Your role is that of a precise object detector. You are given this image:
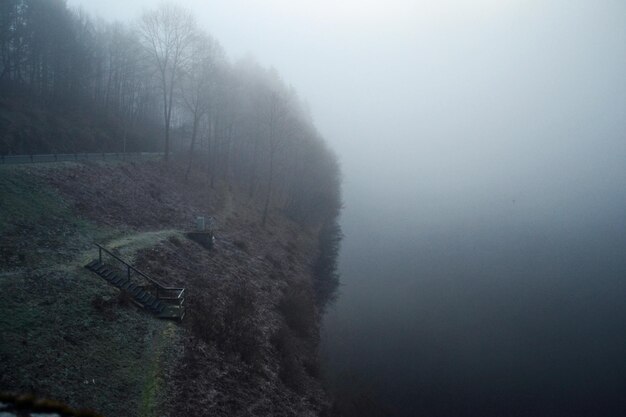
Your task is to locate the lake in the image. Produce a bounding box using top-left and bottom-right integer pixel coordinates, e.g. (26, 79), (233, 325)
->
(322, 176), (626, 417)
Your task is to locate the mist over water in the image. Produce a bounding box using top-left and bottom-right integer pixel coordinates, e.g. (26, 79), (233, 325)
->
(323, 174), (626, 415)
(323, 85), (626, 415)
(321, 4), (626, 411)
(319, 2), (626, 415)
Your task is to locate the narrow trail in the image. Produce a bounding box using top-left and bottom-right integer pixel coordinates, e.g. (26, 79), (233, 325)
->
(104, 230), (181, 260)
(7, 229), (183, 282)
(139, 322), (179, 417)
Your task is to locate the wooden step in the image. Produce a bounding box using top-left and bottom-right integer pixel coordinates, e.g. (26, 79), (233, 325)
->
(86, 260), (100, 269)
(111, 276), (125, 286)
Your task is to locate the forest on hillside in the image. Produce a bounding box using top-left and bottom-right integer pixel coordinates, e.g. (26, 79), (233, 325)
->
(1, 1), (340, 221)
(0, 0), (342, 308)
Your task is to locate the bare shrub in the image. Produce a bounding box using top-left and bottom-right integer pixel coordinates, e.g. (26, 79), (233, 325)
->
(234, 240), (247, 251)
(271, 325), (307, 393)
(265, 253), (282, 270)
(168, 235), (182, 247)
(91, 295), (117, 320)
(190, 280), (262, 364)
(278, 282), (317, 339)
(313, 219), (342, 311)
(116, 291), (133, 307)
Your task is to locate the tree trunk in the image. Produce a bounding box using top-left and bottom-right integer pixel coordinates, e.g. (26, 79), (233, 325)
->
(262, 149), (274, 226)
(161, 76), (169, 162)
(248, 132), (260, 198)
(185, 112), (199, 181)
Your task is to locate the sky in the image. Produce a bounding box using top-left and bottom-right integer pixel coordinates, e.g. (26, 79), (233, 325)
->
(68, 0), (626, 223)
(69, 0), (626, 290)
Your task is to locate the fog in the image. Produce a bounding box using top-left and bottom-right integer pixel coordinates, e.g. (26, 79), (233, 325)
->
(71, 0), (626, 415)
(68, 1), (626, 205)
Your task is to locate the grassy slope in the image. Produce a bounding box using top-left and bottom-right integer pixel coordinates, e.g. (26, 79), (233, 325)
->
(0, 164), (180, 416)
(0, 160), (328, 416)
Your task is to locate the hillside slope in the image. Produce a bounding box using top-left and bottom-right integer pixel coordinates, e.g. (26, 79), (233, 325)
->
(0, 160), (330, 416)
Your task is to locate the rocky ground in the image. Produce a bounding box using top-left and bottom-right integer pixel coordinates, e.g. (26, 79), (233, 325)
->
(0, 160), (330, 416)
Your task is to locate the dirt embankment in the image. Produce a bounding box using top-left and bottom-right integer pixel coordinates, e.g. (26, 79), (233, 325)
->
(0, 160), (329, 416)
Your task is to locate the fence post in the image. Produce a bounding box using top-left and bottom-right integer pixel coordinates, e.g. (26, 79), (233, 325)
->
(98, 247), (102, 264)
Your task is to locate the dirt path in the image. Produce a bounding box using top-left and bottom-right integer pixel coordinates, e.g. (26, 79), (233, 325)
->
(104, 230), (181, 260)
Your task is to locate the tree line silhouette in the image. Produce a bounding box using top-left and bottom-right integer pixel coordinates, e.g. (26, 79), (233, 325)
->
(0, 0), (341, 305)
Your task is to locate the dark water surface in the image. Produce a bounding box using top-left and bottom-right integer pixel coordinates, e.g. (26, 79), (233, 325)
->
(322, 183), (626, 417)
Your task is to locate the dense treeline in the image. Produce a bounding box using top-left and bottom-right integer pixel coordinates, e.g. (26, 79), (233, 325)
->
(0, 0), (341, 229)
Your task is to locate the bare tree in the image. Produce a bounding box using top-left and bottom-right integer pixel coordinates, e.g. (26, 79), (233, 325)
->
(180, 33), (223, 179)
(139, 3), (196, 162)
(261, 88), (296, 226)
(0, 1), (342, 237)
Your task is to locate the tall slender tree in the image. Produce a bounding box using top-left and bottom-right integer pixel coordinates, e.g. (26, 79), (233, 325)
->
(139, 3), (196, 162)
(179, 33), (223, 179)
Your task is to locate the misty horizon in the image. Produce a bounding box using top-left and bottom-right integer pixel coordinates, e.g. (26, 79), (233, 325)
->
(67, 1), (625, 208)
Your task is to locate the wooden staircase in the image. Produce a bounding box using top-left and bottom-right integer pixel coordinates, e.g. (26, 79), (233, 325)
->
(85, 244), (185, 320)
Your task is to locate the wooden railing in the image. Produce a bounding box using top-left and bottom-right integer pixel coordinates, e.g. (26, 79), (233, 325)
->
(95, 243), (185, 302)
